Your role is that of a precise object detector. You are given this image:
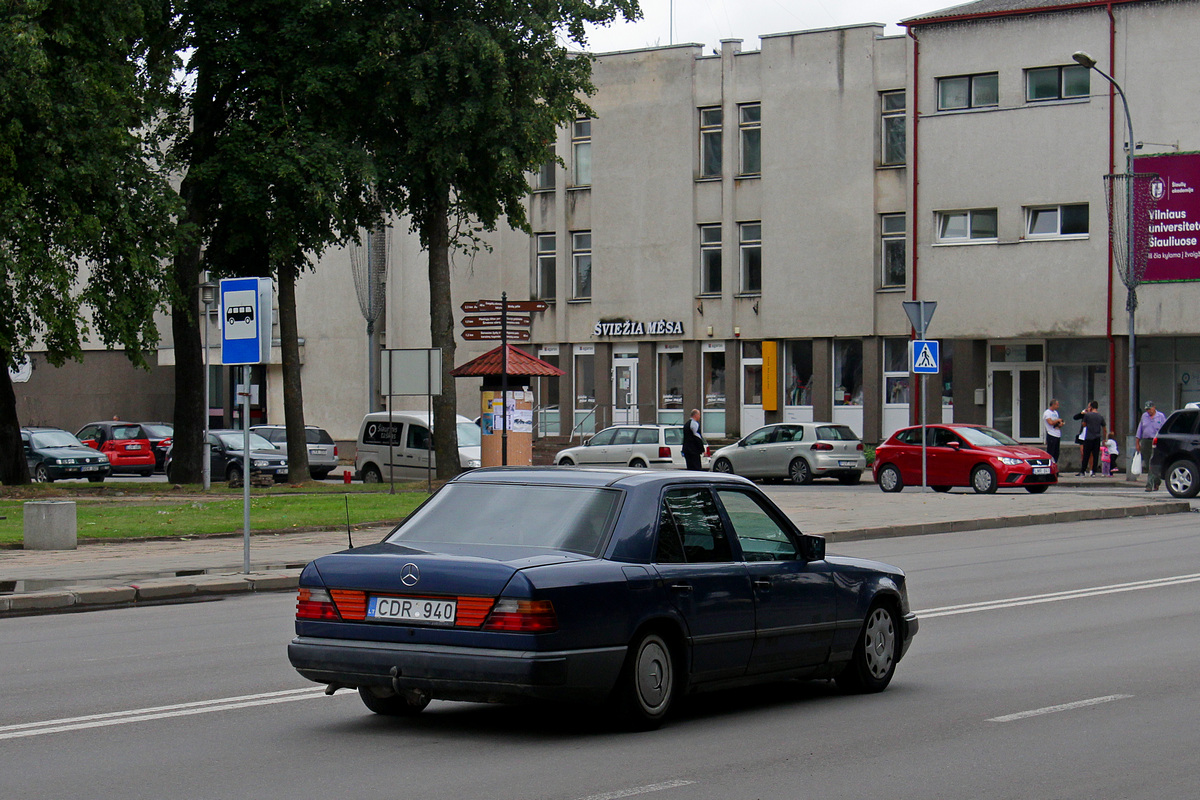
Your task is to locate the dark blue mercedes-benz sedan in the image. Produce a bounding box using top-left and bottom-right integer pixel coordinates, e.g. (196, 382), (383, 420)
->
(288, 467), (918, 729)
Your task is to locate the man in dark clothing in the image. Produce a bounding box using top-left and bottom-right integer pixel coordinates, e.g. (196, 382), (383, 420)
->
(1074, 401), (1107, 476)
(681, 408), (706, 471)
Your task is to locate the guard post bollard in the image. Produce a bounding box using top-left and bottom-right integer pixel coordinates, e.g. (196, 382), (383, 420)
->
(23, 501), (78, 550)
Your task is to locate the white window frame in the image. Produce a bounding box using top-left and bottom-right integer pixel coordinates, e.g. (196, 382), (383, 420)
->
(1025, 65), (1090, 102)
(571, 230), (592, 300)
(738, 103), (761, 176)
(738, 221), (762, 295)
(699, 224), (721, 296)
(699, 107), (722, 178)
(936, 209), (998, 244)
(572, 119), (591, 187)
(880, 214), (906, 288)
(1025, 203), (1089, 239)
(883, 338), (910, 407)
(880, 91), (906, 166)
(937, 72), (999, 111)
(535, 233), (556, 300)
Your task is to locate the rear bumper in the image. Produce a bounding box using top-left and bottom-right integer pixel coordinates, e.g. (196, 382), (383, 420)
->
(288, 636), (627, 703)
(812, 454), (866, 475)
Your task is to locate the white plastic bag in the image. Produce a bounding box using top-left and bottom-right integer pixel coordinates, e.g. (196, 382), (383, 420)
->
(1131, 451), (1143, 476)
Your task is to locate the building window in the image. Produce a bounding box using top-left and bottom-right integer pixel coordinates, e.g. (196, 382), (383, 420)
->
(738, 103), (761, 176)
(535, 233), (555, 300)
(881, 214), (906, 288)
(699, 225), (721, 295)
(657, 351), (684, 424)
(572, 119), (591, 186)
(743, 342), (763, 407)
(1026, 203), (1089, 238)
(699, 107), (722, 178)
(937, 209), (998, 243)
(881, 91), (906, 165)
(739, 222), (761, 294)
(785, 341), (813, 407)
(574, 350), (596, 434)
(703, 349), (726, 435)
(834, 340), (864, 406)
(533, 150), (556, 191)
(572, 231), (591, 299)
(883, 339), (910, 405)
(937, 73), (999, 111)
(1026, 65), (1090, 102)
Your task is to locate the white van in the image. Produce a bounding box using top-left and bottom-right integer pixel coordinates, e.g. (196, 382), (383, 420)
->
(354, 412), (482, 482)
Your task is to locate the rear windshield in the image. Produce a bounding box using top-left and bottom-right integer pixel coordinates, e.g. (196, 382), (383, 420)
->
(306, 428), (335, 444)
(815, 425), (858, 441)
(112, 425), (145, 440)
(386, 482), (620, 556)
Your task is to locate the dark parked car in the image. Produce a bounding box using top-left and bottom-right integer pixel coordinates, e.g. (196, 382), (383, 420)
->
(873, 423), (1057, 494)
(137, 422), (174, 472)
(288, 467), (918, 729)
(21, 427), (111, 483)
(1150, 407), (1200, 498)
(250, 424), (338, 479)
(75, 421), (156, 477)
(166, 430), (288, 483)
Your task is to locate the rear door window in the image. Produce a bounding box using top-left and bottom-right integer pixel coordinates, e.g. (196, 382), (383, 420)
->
(656, 488), (733, 564)
(634, 428), (659, 445)
(1163, 410), (1199, 435)
(611, 428), (637, 445)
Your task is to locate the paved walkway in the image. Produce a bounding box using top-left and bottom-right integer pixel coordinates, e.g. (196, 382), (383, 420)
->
(1, 475), (1193, 614)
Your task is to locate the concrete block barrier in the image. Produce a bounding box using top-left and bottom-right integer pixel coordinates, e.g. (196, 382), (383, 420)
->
(23, 501), (77, 550)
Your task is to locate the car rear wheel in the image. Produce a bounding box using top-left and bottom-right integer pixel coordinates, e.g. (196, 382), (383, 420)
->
(629, 458), (647, 469)
(361, 464), (382, 483)
(971, 464), (998, 494)
(358, 686), (431, 716)
(1165, 460), (1200, 498)
(877, 464), (903, 493)
(617, 632), (676, 730)
(711, 458), (734, 474)
(789, 457), (813, 485)
(836, 602), (898, 694)
(557, 457), (575, 466)
(34, 464), (52, 483)
(1025, 484), (1049, 494)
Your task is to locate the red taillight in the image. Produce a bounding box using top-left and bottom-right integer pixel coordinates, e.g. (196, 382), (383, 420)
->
(857, 443), (864, 451)
(704, 446), (712, 457)
(482, 599), (558, 632)
(659, 446), (671, 458)
(296, 587), (340, 620)
(330, 589), (367, 620)
(333, 445), (339, 457)
(811, 442), (834, 451)
(161, 438), (172, 449)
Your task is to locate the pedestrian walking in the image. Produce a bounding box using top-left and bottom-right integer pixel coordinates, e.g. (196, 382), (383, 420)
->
(1073, 401), (1106, 476)
(681, 408), (706, 471)
(1135, 400), (1167, 491)
(1043, 398), (1064, 463)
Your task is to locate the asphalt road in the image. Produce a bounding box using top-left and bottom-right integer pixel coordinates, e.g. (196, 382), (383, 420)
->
(2, 513), (1198, 799)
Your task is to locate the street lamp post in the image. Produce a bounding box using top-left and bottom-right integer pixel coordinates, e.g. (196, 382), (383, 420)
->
(1073, 51), (1139, 480)
(200, 280), (217, 491)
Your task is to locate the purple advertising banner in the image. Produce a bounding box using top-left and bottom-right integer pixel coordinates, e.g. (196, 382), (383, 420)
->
(1136, 152), (1200, 283)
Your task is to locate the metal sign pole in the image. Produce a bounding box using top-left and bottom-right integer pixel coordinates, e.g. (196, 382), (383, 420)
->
(242, 365), (251, 573)
(427, 349), (433, 493)
(501, 292), (509, 466)
(918, 302), (928, 493)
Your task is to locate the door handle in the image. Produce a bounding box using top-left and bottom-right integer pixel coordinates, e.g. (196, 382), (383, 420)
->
(669, 583), (693, 595)
(753, 578), (772, 590)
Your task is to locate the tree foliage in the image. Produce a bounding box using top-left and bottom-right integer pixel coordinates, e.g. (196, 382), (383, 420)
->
(0, 0), (178, 484)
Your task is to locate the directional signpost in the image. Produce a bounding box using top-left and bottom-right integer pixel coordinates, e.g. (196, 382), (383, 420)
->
(459, 294), (546, 464)
(902, 300), (938, 492)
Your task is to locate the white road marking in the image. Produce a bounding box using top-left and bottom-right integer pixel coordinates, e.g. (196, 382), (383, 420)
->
(579, 781), (696, 800)
(0, 687), (328, 741)
(916, 572), (1200, 618)
(988, 695), (1134, 723)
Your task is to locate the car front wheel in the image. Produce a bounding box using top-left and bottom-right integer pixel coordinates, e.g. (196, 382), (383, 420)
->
(358, 686), (430, 716)
(557, 457), (575, 466)
(789, 457), (813, 485)
(971, 464), (998, 494)
(836, 602), (899, 693)
(227, 465), (243, 484)
(35, 464), (52, 483)
(877, 464), (903, 493)
(617, 632), (676, 730)
(1165, 460), (1200, 498)
(711, 458), (734, 474)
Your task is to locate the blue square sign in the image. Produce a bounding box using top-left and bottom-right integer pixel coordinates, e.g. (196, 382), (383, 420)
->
(220, 277), (272, 365)
(911, 340), (940, 374)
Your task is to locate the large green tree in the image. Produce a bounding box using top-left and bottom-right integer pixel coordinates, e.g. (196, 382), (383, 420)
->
(0, 0), (178, 485)
(351, 0), (638, 478)
(164, 0), (379, 484)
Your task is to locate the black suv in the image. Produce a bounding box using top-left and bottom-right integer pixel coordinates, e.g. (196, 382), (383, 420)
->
(1150, 406), (1200, 498)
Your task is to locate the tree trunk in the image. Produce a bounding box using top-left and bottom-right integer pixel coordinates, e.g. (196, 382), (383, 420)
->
(169, 240), (206, 485)
(0, 349), (32, 485)
(278, 261), (311, 482)
(427, 198), (460, 480)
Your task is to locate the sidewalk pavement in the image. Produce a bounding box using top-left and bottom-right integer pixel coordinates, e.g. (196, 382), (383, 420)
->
(1, 474), (1193, 616)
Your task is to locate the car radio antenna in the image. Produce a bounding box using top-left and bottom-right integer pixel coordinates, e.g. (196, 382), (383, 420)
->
(345, 495), (354, 549)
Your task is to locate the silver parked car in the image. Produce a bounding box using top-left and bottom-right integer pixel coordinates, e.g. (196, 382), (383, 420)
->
(710, 422), (865, 484)
(251, 424), (339, 479)
(554, 424), (704, 469)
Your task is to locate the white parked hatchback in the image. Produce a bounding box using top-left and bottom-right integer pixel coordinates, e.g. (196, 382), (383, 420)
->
(554, 424), (708, 470)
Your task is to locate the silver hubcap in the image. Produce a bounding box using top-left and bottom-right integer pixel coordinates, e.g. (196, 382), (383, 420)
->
(973, 469), (993, 492)
(714, 460), (730, 473)
(791, 460), (809, 482)
(635, 637), (672, 713)
(862, 608), (896, 679)
(1169, 466), (1194, 495)
(880, 467), (898, 491)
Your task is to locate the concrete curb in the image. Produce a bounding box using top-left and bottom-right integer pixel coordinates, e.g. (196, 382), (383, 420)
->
(0, 501), (1192, 617)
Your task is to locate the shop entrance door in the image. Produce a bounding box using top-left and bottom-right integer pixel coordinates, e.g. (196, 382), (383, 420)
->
(989, 367), (1043, 441)
(613, 357), (639, 424)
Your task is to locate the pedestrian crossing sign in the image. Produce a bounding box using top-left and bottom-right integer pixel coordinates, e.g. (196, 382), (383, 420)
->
(911, 340), (940, 374)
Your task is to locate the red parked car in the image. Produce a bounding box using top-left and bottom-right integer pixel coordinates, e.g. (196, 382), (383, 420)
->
(873, 424), (1057, 494)
(75, 421), (157, 477)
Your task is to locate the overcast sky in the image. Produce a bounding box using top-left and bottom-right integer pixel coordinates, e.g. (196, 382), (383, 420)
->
(582, 0), (962, 52)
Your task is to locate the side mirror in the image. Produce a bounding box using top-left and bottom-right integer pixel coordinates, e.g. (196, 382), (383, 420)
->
(800, 533), (825, 562)
(737, 439), (747, 447)
(947, 442), (961, 450)
(583, 436), (592, 446)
